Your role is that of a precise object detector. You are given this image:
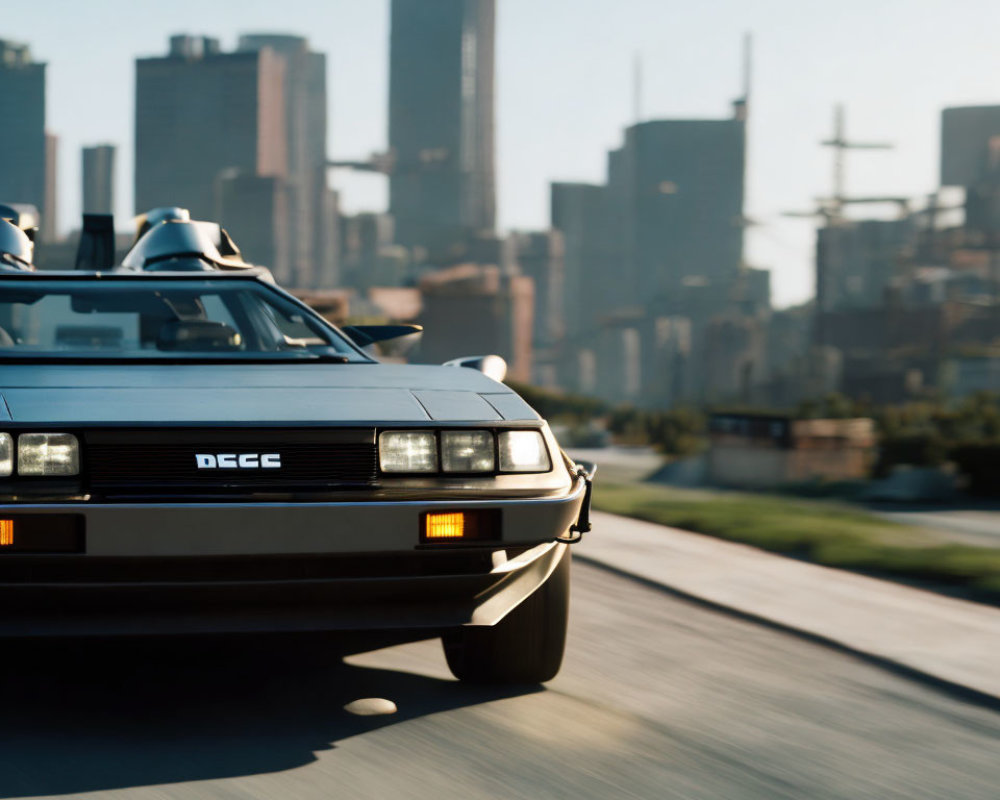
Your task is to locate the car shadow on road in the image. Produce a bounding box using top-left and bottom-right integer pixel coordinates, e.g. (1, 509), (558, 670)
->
(0, 632), (538, 797)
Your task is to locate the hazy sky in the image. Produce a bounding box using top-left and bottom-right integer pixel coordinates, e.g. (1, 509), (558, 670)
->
(6, 0), (1000, 307)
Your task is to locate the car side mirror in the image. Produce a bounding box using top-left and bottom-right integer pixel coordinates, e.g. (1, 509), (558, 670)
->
(443, 355), (507, 382)
(341, 324), (423, 347)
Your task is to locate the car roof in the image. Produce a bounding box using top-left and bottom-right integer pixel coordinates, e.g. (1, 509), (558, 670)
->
(0, 269), (273, 281)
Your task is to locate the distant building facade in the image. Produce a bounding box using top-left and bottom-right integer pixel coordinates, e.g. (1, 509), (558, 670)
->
(417, 264), (533, 382)
(237, 34), (336, 288)
(940, 106), (1000, 191)
(82, 144), (116, 215)
(135, 35), (286, 221)
(550, 182), (618, 338)
(0, 41), (51, 236)
(43, 132), (58, 242)
(815, 218), (914, 317)
(511, 230), (565, 351)
(618, 115), (747, 310)
(549, 96), (756, 405)
(339, 212), (410, 290)
(135, 34), (335, 287)
(388, 0), (496, 252)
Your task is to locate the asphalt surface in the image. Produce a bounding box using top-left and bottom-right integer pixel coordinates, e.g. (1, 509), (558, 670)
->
(1, 563), (998, 799)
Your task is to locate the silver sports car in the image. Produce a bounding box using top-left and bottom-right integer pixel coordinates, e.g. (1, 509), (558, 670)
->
(0, 223), (593, 684)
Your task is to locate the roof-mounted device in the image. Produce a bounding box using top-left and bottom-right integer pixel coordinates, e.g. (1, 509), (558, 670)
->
(0, 203), (40, 240)
(120, 207), (273, 281)
(0, 219), (35, 272)
(0, 203), (38, 271)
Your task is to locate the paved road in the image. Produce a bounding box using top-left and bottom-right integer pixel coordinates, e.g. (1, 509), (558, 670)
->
(0, 563), (998, 799)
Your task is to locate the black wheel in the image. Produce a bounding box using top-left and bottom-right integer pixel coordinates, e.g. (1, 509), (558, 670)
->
(442, 548), (570, 684)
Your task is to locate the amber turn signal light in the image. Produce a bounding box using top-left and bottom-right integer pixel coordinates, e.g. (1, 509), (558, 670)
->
(0, 520), (13, 547)
(420, 509), (501, 544)
(424, 512), (466, 540)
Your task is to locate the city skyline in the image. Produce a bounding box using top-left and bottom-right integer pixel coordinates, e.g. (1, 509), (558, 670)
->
(6, 0), (1000, 306)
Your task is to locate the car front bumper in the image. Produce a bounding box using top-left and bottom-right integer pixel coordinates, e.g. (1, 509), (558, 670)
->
(0, 478), (587, 637)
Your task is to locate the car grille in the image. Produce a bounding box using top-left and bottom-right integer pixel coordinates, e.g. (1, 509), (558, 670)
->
(83, 428), (377, 496)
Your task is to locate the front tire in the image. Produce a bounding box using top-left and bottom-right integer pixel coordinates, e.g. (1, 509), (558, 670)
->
(442, 549), (570, 684)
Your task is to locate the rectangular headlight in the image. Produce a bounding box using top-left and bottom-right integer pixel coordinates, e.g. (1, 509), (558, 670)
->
(441, 430), (494, 473)
(379, 431), (437, 473)
(17, 433), (80, 477)
(498, 431), (551, 473)
(0, 433), (11, 477)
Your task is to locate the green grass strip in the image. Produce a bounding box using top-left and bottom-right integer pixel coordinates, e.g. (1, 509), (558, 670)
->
(593, 483), (1000, 602)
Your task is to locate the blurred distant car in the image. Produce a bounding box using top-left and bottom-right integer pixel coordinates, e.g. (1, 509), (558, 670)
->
(0, 260), (593, 683)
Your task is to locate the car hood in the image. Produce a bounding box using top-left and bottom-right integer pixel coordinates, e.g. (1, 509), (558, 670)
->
(0, 363), (539, 425)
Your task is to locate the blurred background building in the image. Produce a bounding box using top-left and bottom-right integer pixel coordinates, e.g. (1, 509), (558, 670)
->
(134, 34), (337, 288)
(0, 40), (56, 242)
(549, 59), (762, 407)
(388, 0), (496, 255)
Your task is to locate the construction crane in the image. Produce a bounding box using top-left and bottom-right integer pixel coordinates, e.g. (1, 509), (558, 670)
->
(327, 151), (395, 175)
(784, 105), (903, 223)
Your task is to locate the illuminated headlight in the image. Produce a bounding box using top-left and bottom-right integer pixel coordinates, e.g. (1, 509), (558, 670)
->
(17, 433), (80, 477)
(0, 433), (11, 477)
(379, 431), (437, 473)
(498, 431), (551, 473)
(441, 430), (494, 473)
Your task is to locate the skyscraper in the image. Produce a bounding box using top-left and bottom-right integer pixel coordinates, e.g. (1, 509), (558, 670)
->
(135, 35), (287, 222)
(43, 132), (58, 242)
(940, 105), (1000, 243)
(0, 40), (47, 228)
(389, 0), (496, 252)
(238, 35), (335, 287)
(618, 113), (747, 309)
(552, 103), (747, 320)
(135, 34), (336, 287)
(82, 144), (116, 215)
(550, 182), (614, 337)
(549, 59), (753, 403)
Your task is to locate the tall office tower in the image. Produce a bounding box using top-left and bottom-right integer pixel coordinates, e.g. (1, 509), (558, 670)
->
(941, 105), (1000, 240)
(237, 35), (335, 287)
(552, 102), (747, 329)
(135, 36), (291, 279)
(389, 0), (496, 253)
(549, 180), (632, 339)
(82, 144), (116, 215)
(135, 35), (286, 221)
(42, 132), (58, 242)
(618, 110), (746, 310)
(0, 41), (47, 225)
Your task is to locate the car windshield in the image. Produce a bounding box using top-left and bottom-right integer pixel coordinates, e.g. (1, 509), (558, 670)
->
(0, 277), (365, 362)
